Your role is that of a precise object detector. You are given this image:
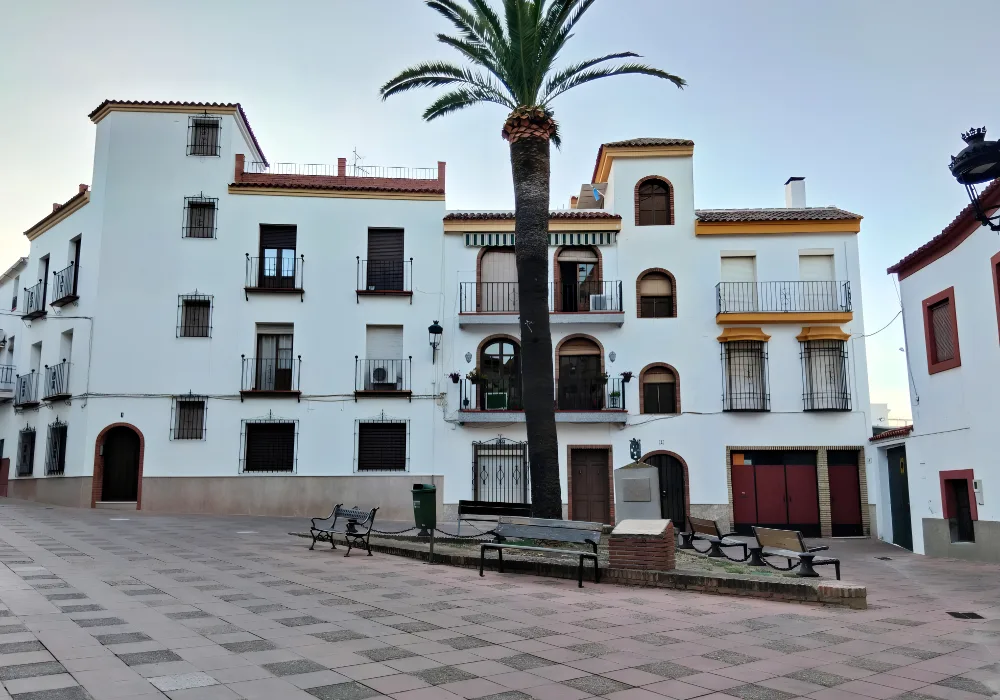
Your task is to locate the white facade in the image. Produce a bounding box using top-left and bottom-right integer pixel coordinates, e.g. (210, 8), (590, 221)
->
(0, 102), (874, 531)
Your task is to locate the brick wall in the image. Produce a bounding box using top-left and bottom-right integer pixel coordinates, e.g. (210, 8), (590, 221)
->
(609, 521), (675, 571)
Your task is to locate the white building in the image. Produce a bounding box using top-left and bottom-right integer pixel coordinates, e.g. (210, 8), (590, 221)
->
(0, 100), (874, 534)
(880, 178), (1000, 560)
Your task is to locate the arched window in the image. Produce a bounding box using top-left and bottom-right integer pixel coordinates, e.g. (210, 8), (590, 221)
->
(641, 365), (678, 414)
(556, 336), (603, 410)
(479, 339), (521, 410)
(638, 270), (675, 318)
(555, 247), (600, 312)
(636, 179), (672, 226)
(479, 248), (518, 312)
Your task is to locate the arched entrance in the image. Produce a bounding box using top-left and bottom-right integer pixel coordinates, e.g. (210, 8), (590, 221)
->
(643, 451), (688, 527)
(95, 425), (142, 505)
(479, 338), (521, 410)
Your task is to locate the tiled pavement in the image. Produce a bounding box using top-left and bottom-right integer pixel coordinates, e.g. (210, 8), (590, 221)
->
(0, 502), (994, 699)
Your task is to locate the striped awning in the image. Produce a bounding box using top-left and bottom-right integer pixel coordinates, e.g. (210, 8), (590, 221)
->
(464, 231), (618, 247)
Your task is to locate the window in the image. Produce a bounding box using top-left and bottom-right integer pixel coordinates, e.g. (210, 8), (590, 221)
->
(636, 178), (672, 225)
(11, 275), (18, 310)
(922, 287), (960, 374)
(637, 270), (675, 318)
(479, 339), (521, 410)
(360, 325), (406, 392)
(16, 427), (35, 477)
(356, 414), (408, 472)
(939, 470), (977, 544)
(722, 341), (769, 411)
(256, 225), (298, 289)
(365, 229), (405, 291)
(187, 115), (221, 156)
(800, 340), (850, 411)
(183, 196), (218, 238)
(479, 248), (519, 312)
(252, 326), (295, 391)
(177, 294), (213, 337)
(171, 396), (207, 440)
(45, 420), (67, 475)
(641, 365), (677, 414)
(240, 419), (296, 473)
(719, 255), (757, 313)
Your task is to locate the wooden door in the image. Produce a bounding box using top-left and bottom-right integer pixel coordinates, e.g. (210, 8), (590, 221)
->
(101, 427), (140, 502)
(886, 446), (912, 550)
(559, 354), (601, 410)
(0, 457), (8, 498)
(731, 462), (757, 532)
(785, 463), (820, 534)
(571, 449), (609, 523)
(829, 460), (863, 536)
(646, 454), (685, 526)
(754, 463), (788, 526)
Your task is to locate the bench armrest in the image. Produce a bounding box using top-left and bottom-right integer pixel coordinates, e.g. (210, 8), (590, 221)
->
(806, 545), (829, 553)
(311, 504), (343, 529)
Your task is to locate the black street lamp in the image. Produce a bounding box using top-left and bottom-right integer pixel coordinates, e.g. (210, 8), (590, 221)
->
(949, 127), (1000, 231)
(428, 320), (443, 363)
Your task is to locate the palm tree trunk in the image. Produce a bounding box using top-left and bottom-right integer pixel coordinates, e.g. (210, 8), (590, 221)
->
(510, 135), (561, 520)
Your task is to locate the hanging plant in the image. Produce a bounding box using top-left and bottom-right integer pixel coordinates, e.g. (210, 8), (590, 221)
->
(466, 369), (484, 384)
(447, 372), (461, 384)
(620, 371), (633, 383)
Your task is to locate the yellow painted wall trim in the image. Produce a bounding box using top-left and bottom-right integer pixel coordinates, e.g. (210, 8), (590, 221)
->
(443, 219), (622, 233)
(594, 145), (694, 183)
(227, 186), (445, 202)
(90, 104), (239, 123)
(716, 311), (854, 325)
(696, 220), (861, 235)
(717, 327), (771, 343)
(796, 326), (851, 342)
(25, 193), (90, 241)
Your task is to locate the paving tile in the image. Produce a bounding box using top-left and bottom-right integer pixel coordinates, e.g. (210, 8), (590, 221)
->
(439, 637), (491, 650)
(72, 618), (126, 629)
(411, 665), (477, 685)
(389, 622), (438, 634)
(0, 642), (46, 655)
(311, 631), (367, 644)
(165, 612), (212, 621)
(355, 647), (416, 663)
(635, 661), (698, 679)
(303, 682), (381, 699)
(497, 654), (553, 671)
(277, 617), (326, 628)
(93, 633), (152, 646)
(563, 675), (633, 695)
(147, 671), (218, 691)
(563, 642), (614, 657)
(759, 640), (808, 653)
(801, 632), (852, 645)
(630, 634), (682, 646)
(220, 640), (277, 653)
(726, 683), (797, 699)
(0, 662), (67, 681)
(785, 669), (849, 688)
(8, 686), (95, 699)
(246, 605), (289, 614)
(262, 659), (328, 677)
(703, 649), (759, 665)
(935, 676), (996, 696)
(846, 657), (901, 673)
(117, 650), (184, 666)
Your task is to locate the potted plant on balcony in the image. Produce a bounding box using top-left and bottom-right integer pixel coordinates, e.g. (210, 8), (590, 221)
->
(608, 389), (622, 409)
(597, 372), (610, 384)
(620, 371), (633, 383)
(448, 372), (461, 384)
(466, 369), (484, 385)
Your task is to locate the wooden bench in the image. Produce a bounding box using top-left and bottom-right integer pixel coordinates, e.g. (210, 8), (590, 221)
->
(752, 526), (840, 579)
(687, 517), (748, 561)
(480, 516), (602, 588)
(309, 505), (379, 557)
(457, 500), (532, 536)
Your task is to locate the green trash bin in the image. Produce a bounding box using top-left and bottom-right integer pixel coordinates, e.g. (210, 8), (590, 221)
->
(412, 483), (437, 537)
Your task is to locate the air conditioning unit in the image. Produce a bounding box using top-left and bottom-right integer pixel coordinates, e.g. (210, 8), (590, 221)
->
(369, 361), (397, 390)
(485, 392), (508, 410)
(589, 293), (614, 311)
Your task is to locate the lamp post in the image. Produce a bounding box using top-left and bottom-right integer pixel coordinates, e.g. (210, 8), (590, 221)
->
(949, 127), (1000, 231)
(427, 320), (443, 363)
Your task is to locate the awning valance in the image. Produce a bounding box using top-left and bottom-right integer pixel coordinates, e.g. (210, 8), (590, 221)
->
(464, 231), (618, 247)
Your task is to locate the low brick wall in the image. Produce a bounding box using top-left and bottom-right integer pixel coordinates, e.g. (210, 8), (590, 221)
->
(609, 521), (675, 571)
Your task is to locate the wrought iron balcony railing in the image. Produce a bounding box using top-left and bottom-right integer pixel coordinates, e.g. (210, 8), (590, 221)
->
(458, 376), (625, 411)
(43, 361), (71, 400)
(356, 258), (412, 295)
(240, 356), (301, 395)
(355, 358), (412, 394)
(14, 372), (39, 407)
(22, 280), (45, 319)
(0, 364), (15, 393)
(459, 280), (624, 313)
(51, 263), (78, 306)
(716, 281), (851, 314)
(245, 254), (304, 296)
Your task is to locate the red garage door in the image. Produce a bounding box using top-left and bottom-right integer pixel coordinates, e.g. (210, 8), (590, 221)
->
(731, 451), (820, 537)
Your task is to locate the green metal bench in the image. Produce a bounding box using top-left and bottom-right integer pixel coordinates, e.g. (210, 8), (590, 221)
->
(480, 516), (602, 588)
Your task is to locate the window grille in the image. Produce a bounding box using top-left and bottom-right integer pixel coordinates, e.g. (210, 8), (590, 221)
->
(721, 341), (769, 411)
(355, 412), (408, 472)
(240, 414), (296, 473)
(929, 299), (955, 363)
(45, 419), (67, 475)
(183, 195), (218, 238)
(187, 115), (221, 156)
(16, 427), (35, 477)
(171, 395), (207, 440)
(177, 294), (212, 337)
(472, 437), (529, 503)
(801, 341), (850, 411)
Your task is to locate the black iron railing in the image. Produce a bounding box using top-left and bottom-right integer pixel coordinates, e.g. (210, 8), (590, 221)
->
(10, 294), (16, 311)
(22, 280), (45, 317)
(458, 280), (624, 313)
(45, 420), (67, 475)
(716, 281), (851, 314)
(241, 356), (301, 393)
(355, 358), (411, 392)
(721, 341), (770, 411)
(51, 263), (78, 305)
(459, 282), (520, 313)
(14, 372), (39, 407)
(801, 340), (851, 411)
(43, 361), (70, 399)
(245, 254), (304, 290)
(472, 437), (530, 503)
(0, 365), (14, 393)
(557, 376), (624, 410)
(459, 377), (523, 411)
(357, 258), (412, 293)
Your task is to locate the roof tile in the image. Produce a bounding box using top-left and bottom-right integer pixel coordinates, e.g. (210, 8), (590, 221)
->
(695, 207), (861, 223)
(869, 425), (913, 442)
(443, 211), (621, 221)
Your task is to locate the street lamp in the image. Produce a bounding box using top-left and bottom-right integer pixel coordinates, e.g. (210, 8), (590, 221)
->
(949, 127), (1000, 231)
(428, 320), (443, 363)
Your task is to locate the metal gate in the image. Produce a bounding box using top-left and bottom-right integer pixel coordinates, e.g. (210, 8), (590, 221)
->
(472, 437), (529, 503)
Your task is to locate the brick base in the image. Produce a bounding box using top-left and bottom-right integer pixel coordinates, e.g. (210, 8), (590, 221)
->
(609, 521), (675, 571)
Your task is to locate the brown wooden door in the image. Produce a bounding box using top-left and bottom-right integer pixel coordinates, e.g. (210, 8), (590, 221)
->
(731, 462), (757, 531)
(785, 463), (820, 529)
(755, 463), (788, 526)
(829, 463), (863, 536)
(571, 449), (609, 523)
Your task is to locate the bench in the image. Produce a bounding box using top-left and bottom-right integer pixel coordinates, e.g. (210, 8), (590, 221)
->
(309, 505), (379, 557)
(752, 526), (840, 579)
(457, 500), (532, 536)
(687, 517), (748, 561)
(480, 516), (602, 588)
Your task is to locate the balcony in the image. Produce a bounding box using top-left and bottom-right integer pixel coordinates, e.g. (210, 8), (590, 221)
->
(21, 281), (46, 320)
(456, 377), (626, 424)
(14, 372), (39, 408)
(716, 281), (852, 324)
(240, 356), (301, 399)
(355, 358), (412, 399)
(43, 361), (71, 401)
(356, 258), (413, 301)
(0, 365), (15, 400)
(50, 263), (79, 307)
(458, 281), (624, 327)
(244, 254), (304, 301)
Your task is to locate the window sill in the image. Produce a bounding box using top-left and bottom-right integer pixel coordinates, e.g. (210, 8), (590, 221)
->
(21, 310), (46, 321)
(240, 390), (301, 400)
(42, 392), (71, 402)
(356, 289), (413, 296)
(355, 390), (412, 399)
(50, 295), (79, 308)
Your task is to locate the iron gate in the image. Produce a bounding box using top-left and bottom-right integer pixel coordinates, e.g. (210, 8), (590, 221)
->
(472, 437), (530, 503)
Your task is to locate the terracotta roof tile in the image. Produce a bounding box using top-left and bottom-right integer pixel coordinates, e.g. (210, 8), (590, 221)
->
(601, 138), (695, 148)
(696, 207), (861, 222)
(444, 211), (621, 221)
(24, 187), (88, 236)
(88, 100), (268, 165)
(232, 172), (443, 195)
(869, 425), (913, 442)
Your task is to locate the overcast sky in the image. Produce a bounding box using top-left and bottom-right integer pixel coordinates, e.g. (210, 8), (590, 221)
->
(3, 0), (998, 417)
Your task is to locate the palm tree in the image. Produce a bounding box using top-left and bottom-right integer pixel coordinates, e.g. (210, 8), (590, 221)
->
(381, 0), (684, 519)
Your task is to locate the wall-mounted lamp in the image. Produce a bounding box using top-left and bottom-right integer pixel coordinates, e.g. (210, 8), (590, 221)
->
(428, 320), (443, 363)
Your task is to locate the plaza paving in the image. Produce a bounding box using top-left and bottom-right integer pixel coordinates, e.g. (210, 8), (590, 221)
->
(0, 501), (994, 699)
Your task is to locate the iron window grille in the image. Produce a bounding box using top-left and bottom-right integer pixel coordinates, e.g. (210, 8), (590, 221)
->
(354, 411), (409, 472)
(45, 419), (67, 476)
(239, 413), (297, 474)
(472, 437), (530, 503)
(187, 115), (221, 156)
(800, 340), (851, 411)
(177, 294), (213, 338)
(721, 341), (770, 411)
(16, 426), (35, 477)
(183, 195), (218, 238)
(171, 395), (207, 440)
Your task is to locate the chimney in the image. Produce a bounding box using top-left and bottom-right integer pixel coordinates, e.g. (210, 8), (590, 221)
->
(570, 195), (579, 209)
(52, 203), (62, 212)
(78, 184), (88, 194)
(785, 177), (806, 208)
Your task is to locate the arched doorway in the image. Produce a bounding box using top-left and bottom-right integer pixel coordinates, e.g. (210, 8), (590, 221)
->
(100, 426), (140, 502)
(555, 247), (600, 312)
(479, 338), (521, 410)
(643, 451), (688, 527)
(557, 336), (603, 410)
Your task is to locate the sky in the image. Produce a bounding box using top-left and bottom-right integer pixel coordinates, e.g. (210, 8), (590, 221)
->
(3, 0), (999, 419)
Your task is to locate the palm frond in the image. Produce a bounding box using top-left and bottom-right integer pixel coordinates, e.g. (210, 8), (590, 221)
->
(467, 0), (507, 44)
(436, 34), (516, 98)
(543, 63), (686, 103)
(422, 87), (511, 120)
(538, 0), (595, 70)
(380, 62), (471, 99)
(540, 51), (639, 101)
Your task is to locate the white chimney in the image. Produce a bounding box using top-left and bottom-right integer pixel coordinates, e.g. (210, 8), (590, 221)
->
(785, 177), (806, 208)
